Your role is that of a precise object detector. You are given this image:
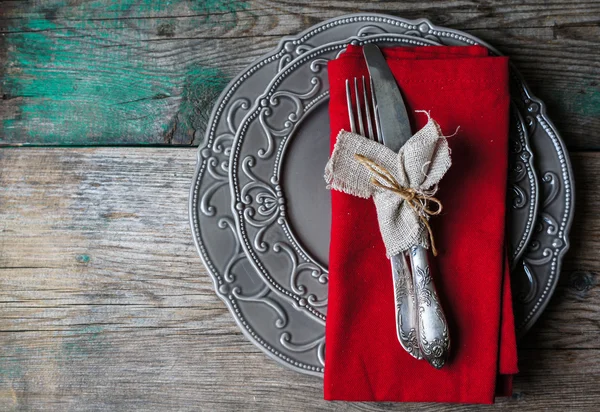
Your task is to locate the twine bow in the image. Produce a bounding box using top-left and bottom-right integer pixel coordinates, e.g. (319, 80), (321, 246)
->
(324, 114), (452, 258)
(354, 153), (443, 256)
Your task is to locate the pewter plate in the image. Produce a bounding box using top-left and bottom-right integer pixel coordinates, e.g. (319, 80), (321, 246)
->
(190, 14), (573, 377)
(229, 25), (550, 329)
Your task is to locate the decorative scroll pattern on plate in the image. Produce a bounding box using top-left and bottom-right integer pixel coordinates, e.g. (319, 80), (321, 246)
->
(508, 107), (539, 264)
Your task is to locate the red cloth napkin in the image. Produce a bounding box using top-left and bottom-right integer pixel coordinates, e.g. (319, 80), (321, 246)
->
(324, 45), (518, 404)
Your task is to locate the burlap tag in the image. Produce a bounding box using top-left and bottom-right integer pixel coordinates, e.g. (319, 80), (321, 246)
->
(324, 116), (452, 257)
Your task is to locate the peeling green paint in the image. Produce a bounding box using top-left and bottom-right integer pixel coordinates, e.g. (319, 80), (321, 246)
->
(543, 83), (600, 126)
(0, 347), (25, 384)
(166, 65), (229, 144)
(571, 87), (600, 117)
(95, 0), (247, 15)
(194, 0), (249, 14)
(2, 16), (178, 143)
(62, 325), (107, 358)
(0, 0), (243, 144)
(76, 254), (91, 263)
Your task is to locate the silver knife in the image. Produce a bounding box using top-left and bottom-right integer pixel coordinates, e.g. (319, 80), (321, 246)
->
(363, 44), (450, 369)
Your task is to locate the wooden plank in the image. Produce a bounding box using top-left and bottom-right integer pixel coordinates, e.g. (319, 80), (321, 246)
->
(0, 0), (599, 147)
(0, 147), (597, 409)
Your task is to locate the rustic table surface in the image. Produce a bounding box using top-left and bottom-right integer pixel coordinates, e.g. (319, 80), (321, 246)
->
(1, 1), (599, 410)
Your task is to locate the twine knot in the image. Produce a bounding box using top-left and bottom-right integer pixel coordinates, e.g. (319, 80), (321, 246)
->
(324, 115), (452, 258)
(354, 153), (443, 256)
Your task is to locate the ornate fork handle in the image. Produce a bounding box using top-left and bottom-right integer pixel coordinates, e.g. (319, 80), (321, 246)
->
(410, 245), (450, 369)
(391, 253), (422, 360)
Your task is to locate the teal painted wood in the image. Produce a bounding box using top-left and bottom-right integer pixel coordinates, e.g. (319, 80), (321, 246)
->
(0, 0), (248, 145)
(0, 0), (599, 146)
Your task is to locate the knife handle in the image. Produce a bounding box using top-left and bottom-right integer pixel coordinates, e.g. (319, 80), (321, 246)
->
(390, 253), (422, 360)
(409, 246), (450, 369)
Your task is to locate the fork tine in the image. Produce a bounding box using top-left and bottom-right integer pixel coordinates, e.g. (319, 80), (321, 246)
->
(354, 77), (365, 136)
(370, 76), (383, 144)
(345, 79), (356, 133)
(362, 76), (374, 140)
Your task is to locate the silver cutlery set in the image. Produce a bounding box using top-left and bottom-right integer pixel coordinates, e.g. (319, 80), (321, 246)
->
(345, 44), (450, 368)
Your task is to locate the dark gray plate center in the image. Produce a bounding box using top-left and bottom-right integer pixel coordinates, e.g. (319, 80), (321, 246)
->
(282, 105), (332, 268)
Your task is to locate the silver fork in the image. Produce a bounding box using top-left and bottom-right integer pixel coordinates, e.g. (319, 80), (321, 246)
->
(346, 76), (423, 360)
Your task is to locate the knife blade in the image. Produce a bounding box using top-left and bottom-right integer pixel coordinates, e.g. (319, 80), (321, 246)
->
(363, 43), (450, 369)
(362, 44), (412, 152)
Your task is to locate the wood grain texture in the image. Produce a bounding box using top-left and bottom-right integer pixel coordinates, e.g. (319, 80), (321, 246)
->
(0, 147), (598, 410)
(0, 0), (599, 147)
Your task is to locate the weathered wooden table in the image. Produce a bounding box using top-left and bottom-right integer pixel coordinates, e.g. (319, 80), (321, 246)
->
(1, 1), (599, 410)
